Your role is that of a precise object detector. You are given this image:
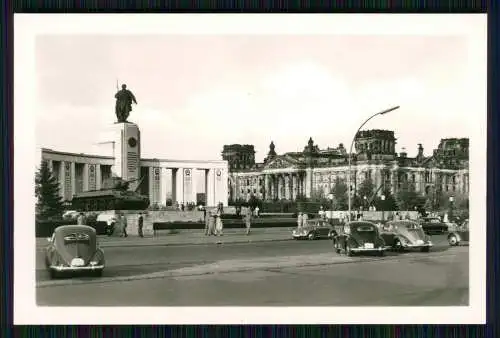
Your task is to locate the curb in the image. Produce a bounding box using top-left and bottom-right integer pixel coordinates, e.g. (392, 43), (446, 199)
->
(98, 237), (294, 248)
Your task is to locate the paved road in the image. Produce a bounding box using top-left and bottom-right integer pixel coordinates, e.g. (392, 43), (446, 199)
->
(36, 235), (469, 306)
(36, 237), (330, 282)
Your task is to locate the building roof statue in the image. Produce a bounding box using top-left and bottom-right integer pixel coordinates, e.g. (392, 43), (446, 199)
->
(268, 141), (277, 157)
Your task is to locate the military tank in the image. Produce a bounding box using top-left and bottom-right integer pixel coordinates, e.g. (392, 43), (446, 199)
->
(71, 176), (150, 211)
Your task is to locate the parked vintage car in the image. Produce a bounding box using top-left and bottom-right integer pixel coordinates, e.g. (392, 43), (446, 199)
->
(97, 213), (117, 236)
(44, 225), (105, 279)
(418, 217), (448, 235)
(380, 220), (433, 252)
(448, 219), (469, 246)
(292, 219), (337, 240)
(332, 221), (386, 256)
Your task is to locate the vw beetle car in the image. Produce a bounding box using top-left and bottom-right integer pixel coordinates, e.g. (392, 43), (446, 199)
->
(44, 225), (105, 278)
(332, 221), (386, 256)
(448, 219), (469, 246)
(292, 219), (336, 240)
(380, 220), (433, 252)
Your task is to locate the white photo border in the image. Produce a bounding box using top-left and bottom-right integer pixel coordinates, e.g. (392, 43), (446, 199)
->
(14, 13), (487, 325)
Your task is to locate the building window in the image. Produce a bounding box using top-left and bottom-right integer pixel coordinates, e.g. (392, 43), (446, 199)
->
(412, 174), (415, 183)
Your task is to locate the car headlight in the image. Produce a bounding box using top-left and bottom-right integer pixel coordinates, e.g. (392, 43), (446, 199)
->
(90, 250), (104, 265)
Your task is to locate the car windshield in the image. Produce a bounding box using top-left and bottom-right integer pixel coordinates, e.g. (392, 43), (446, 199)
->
(401, 222), (420, 229)
(354, 225), (375, 232)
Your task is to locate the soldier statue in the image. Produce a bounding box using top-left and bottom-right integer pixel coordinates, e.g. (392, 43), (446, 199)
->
(115, 84), (138, 123)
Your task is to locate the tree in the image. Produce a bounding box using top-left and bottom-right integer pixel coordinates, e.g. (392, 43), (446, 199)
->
(396, 181), (425, 211)
(358, 177), (375, 201)
(331, 177), (348, 210)
(357, 177), (375, 209)
(375, 188), (398, 211)
(35, 161), (64, 220)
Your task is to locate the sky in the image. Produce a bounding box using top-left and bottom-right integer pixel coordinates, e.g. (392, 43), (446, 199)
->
(35, 27), (484, 163)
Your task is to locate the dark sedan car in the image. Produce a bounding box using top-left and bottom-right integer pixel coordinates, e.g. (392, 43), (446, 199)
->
(418, 217), (448, 235)
(292, 220), (337, 240)
(380, 220), (433, 252)
(44, 225), (105, 279)
(332, 221), (386, 256)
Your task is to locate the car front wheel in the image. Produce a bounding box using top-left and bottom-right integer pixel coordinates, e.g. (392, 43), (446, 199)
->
(90, 269), (103, 277)
(49, 269), (59, 279)
(448, 235), (458, 246)
(308, 232), (315, 240)
(346, 243), (354, 257)
(333, 239), (341, 254)
(420, 246), (430, 252)
(393, 239), (403, 252)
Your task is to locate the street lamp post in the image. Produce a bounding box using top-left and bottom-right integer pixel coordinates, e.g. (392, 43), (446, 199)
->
(449, 196), (455, 222)
(327, 193), (334, 224)
(347, 106), (400, 222)
(381, 194), (386, 222)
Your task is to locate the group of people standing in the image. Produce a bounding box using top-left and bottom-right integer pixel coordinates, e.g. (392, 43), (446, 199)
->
(203, 204), (255, 236)
(296, 211), (310, 229)
(203, 203), (225, 236)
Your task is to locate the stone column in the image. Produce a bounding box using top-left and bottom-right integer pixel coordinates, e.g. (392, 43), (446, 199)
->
(47, 159), (54, 173)
(148, 167), (155, 204)
(95, 164), (102, 190)
(83, 163), (89, 192)
(264, 174), (269, 200)
(57, 161), (64, 198)
(190, 169), (198, 204)
(70, 162), (76, 199)
(279, 175), (285, 199)
(305, 168), (313, 198)
(175, 168), (185, 204)
(160, 167), (169, 207)
(390, 169), (397, 194)
(206, 169), (215, 207)
(292, 174), (298, 200)
(284, 174), (290, 200)
(171, 168), (178, 203)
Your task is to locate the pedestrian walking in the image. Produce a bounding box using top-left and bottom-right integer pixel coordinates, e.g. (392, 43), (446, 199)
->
(254, 206), (260, 218)
(318, 206), (325, 220)
(121, 213), (128, 238)
(244, 207), (252, 235)
(137, 212), (144, 237)
(302, 212), (309, 227)
(297, 212), (303, 229)
(181, 203), (185, 211)
(208, 209), (216, 235)
(203, 207), (210, 235)
(215, 205), (224, 236)
(76, 212), (86, 225)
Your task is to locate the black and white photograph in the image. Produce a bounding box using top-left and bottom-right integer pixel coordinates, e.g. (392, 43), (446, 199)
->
(14, 14), (486, 324)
